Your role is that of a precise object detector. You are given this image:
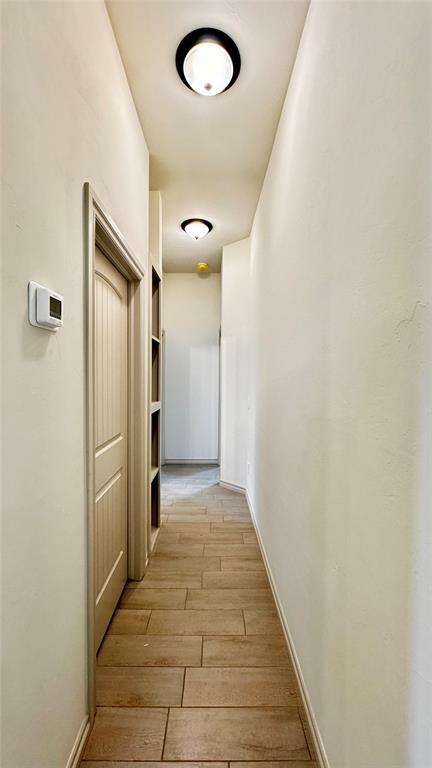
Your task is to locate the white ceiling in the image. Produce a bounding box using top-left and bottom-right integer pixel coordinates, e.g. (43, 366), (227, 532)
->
(107, 1), (309, 272)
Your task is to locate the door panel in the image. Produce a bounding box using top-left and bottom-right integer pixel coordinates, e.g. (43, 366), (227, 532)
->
(94, 246), (128, 650)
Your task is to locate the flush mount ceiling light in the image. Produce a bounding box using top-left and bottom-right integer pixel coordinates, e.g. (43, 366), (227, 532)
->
(176, 28), (241, 96)
(181, 218), (213, 240)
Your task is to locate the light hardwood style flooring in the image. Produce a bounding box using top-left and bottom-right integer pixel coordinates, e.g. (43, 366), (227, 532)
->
(81, 465), (317, 766)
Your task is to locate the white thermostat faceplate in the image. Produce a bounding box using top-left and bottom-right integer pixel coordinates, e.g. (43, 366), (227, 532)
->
(28, 282), (64, 331)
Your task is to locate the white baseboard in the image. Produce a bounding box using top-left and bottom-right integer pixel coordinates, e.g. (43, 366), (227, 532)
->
(163, 459), (219, 465)
(219, 479), (246, 494)
(66, 716), (90, 768)
(246, 490), (330, 768)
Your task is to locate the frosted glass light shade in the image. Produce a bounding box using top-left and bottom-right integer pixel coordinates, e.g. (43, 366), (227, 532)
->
(181, 219), (213, 240)
(176, 29), (241, 96)
(183, 41), (234, 96)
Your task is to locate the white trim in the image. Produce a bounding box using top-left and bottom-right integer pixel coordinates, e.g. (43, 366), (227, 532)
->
(246, 490), (330, 768)
(219, 480), (246, 494)
(163, 459), (219, 465)
(84, 183), (147, 720)
(65, 716), (90, 768)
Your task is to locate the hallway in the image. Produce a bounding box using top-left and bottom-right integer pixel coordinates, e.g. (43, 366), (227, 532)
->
(81, 465), (316, 764)
(3, 2), (431, 766)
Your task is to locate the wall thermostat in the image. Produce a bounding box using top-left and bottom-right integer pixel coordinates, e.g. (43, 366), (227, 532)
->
(28, 281), (64, 331)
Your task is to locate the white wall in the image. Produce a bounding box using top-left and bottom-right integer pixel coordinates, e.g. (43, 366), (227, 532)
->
(149, 190), (163, 273)
(1, 3), (149, 767)
(163, 273), (220, 462)
(248, 2), (432, 767)
(220, 239), (250, 489)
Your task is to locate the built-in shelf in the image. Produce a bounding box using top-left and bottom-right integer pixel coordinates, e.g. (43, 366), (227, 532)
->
(148, 256), (162, 544)
(150, 525), (160, 551)
(150, 466), (159, 482)
(148, 194), (163, 553)
(150, 471), (160, 529)
(151, 410), (160, 467)
(152, 270), (161, 340)
(152, 341), (160, 402)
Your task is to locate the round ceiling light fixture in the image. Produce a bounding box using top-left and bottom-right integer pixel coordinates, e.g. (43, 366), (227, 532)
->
(176, 28), (241, 96)
(181, 218), (213, 240)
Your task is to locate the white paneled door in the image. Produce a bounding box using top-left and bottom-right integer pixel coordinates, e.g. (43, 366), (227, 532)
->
(94, 247), (128, 650)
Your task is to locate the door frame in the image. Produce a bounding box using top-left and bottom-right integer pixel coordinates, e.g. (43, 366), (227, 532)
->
(84, 183), (147, 719)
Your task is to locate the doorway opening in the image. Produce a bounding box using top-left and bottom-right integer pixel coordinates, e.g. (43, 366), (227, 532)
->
(84, 184), (147, 720)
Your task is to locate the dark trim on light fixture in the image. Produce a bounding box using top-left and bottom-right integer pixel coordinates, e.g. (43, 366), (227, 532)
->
(181, 218), (213, 237)
(176, 28), (241, 94)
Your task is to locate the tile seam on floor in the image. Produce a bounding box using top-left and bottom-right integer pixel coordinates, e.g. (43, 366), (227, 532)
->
(160, 705), (171, 760)
(180, 667), (186, 706)
(98, 660), (219, 669)
(298, 704), (314, 761)
(91, 705), (304, 710)
(92, 705), (301, 711)
(145, 609), (152, 634)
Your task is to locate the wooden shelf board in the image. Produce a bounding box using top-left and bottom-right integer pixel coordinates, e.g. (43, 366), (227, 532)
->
(152, 334), (161, 344)
(150, 466), (159, 482)
(151, 401), (161, 413)
(150, 525), (160, 552)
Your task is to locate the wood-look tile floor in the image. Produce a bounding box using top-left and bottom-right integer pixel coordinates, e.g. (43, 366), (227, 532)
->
(81, 464), (317, 767)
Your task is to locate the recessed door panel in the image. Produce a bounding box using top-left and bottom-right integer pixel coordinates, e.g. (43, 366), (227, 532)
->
(94, 247), (128, 650)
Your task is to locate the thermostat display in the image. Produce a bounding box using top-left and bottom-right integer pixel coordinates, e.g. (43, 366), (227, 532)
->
(49, 296), (62, 320)
(28, 282), (64, 331)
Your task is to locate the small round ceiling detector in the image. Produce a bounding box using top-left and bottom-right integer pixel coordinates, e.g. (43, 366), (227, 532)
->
(176, 28), (241, 96)
(181, 218), (213, 240)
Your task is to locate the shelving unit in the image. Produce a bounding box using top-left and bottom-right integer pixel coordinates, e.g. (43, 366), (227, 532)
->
(151, 338), (160, 403)
(148, 191), (163, 555)
(149, 264), (162, 540)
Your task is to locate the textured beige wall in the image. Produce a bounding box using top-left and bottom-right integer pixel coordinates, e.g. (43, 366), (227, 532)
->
(248, 2), (432, 766)
(1, 2), (149, 766)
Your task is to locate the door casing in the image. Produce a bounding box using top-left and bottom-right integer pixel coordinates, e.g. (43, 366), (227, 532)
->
(84, 183), (148, 720)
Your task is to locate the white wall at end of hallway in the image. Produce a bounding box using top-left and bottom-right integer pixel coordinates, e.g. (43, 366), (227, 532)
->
(163, 272), (221, 462)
